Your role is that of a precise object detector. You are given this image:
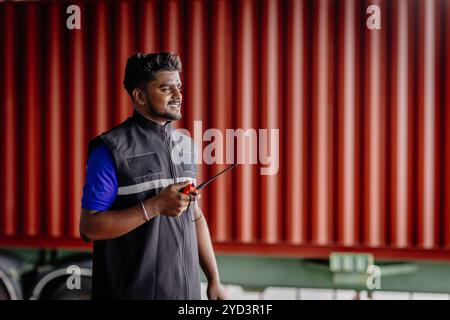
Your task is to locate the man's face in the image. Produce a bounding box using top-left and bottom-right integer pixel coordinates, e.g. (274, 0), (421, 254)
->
(140, 71), (183, 123)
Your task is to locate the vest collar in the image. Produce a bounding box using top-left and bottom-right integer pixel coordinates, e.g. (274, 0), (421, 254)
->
(132, 110), (173, 135)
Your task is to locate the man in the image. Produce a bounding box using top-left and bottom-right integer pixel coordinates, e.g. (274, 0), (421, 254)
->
(79, 52), (227, 300)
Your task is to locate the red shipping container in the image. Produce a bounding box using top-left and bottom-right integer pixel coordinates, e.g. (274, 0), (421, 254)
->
(0, 0), (449, 260)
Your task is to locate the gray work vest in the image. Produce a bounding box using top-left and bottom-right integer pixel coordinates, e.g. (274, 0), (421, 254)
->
(88, 110), (201, 300)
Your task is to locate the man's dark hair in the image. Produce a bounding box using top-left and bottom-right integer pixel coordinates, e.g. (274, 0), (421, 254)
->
(123, 52), (182, 97)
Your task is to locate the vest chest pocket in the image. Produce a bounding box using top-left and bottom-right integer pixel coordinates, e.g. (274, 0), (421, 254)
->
(125, 151), (163, 180)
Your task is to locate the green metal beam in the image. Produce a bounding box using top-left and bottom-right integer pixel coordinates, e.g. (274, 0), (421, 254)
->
(3, 248), (450, 294)
(204, 254), (450, 294)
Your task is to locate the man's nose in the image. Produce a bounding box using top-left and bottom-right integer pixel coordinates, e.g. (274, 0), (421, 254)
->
(172, 88), (182, 101)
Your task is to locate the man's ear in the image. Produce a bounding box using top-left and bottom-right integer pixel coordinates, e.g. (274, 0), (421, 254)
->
(132, 88), (146, 106)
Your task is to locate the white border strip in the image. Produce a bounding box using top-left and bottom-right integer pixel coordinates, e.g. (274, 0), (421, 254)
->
(117, 177), (197, 196)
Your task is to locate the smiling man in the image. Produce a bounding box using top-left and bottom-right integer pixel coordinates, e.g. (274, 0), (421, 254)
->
(79, 52), (227, 300)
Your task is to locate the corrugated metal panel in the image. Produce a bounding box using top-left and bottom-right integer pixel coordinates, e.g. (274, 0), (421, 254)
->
(0, 0), (449, 260)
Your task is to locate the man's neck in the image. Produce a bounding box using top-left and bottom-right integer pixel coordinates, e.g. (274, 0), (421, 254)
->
(134, 108), (169, 126)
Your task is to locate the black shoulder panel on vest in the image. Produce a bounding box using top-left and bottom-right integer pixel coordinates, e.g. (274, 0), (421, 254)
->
(86, 117), (134, 164)
(86, 136), (104, 163)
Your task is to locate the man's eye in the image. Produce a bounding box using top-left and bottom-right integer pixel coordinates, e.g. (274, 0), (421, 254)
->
(161, 88), (170, 93)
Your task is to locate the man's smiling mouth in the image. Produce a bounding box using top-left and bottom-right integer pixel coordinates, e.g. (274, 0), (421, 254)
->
(168, 103), (180, 109)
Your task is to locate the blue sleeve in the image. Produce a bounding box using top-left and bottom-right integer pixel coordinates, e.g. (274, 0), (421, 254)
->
(81, 142), (118, 211)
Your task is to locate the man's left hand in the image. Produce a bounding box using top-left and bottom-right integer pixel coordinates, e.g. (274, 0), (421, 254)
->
(207, 280), (228, 300)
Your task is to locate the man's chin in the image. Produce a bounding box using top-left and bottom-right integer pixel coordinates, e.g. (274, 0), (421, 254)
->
(165, 111), (182, 121)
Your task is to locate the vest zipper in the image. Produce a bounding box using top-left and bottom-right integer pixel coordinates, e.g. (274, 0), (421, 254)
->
(163, 127), (178, 184)
(163, 127), (189, 299)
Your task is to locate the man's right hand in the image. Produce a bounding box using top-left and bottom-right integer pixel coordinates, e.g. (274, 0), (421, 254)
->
(80, 181), (201, 242)
(145, 181), (201, 217)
